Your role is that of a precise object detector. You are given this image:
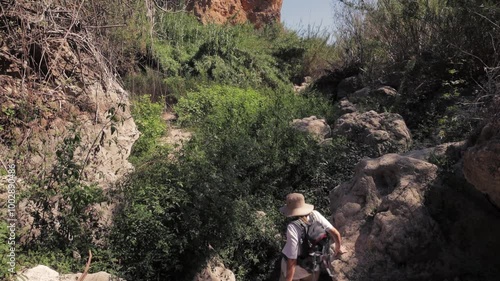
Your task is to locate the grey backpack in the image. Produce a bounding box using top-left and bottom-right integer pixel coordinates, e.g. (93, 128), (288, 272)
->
(291, 212), (329, 273)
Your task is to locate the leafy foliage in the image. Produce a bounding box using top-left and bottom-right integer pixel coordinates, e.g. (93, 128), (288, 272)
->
(111, 85), (365, 280)
(21, 131), (105, 272)
(129, 95), (167, 162)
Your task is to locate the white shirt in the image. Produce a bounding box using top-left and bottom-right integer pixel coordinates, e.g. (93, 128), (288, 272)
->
(281, 210), (334, 259)
(281, 211), (333, 280)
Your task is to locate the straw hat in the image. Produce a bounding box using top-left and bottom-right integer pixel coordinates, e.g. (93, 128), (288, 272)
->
(280, 193), (314, 217)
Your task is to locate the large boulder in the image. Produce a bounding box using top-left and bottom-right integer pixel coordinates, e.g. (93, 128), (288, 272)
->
(332, 111), (412, 154)
(16, 265), (59, 281)
(187, 0), (283, 28)
(463, 119), (500, 208)
(329, 154), (439, 281)
(291, 116), (331, 141)
(16, 265), (124, 281)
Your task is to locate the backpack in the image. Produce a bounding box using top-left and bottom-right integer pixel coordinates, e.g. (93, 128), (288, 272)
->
(291, 212), (330, 273)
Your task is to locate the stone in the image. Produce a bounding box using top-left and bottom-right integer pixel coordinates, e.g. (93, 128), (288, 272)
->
(463, 119), (500, 208)
(194, 259), (236, 281)
(291, 116), (331, 141)
(403, 141), (465, 161)
(332, 110), (412, 154)
(349, 87), (370, 102)
(16, 265), (59, 281)
(329, 154), (439, 281)
(338, 98), (357, 114)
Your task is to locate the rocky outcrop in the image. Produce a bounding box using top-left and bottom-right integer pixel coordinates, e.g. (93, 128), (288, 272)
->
(186, 0), (283, 27)
(194, 259), (236, 281)
(0, 2), (139, 188)
(329, 154), (439, 281)
(291, 116), (331, 141)
(463, 119), (500, 208)
(332, 111), (412, 154)
(16, 265), (124, 281)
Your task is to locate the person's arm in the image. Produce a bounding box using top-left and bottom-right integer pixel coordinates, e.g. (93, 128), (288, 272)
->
(285, 258), (297, 281)
(328, 226), (345, 256)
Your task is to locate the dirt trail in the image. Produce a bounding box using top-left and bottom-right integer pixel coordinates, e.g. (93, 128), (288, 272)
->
(160, 112), (192, 152)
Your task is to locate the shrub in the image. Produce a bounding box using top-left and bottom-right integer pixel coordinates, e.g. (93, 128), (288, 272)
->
(129, 95), (167, 162)
(112, 85), (344, 280)
(20, 131), (106, 273)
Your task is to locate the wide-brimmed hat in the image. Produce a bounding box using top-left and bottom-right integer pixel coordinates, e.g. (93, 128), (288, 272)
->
(280, 193), (314, 217)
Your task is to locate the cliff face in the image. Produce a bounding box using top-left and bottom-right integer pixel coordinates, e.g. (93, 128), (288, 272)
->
(186, 0), (283, 27)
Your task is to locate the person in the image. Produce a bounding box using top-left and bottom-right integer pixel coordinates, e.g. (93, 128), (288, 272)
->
(279, 193), (345, 281)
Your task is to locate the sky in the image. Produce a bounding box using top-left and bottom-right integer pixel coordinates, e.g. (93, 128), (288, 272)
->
(281, 0), (337, 35)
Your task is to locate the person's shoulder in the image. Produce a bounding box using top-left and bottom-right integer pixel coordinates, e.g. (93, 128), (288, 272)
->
(287, 220), (302, 232)
(311, 210), (325, 219)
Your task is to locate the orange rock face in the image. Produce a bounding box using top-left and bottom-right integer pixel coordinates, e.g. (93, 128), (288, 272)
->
(186, 0), (283, 27)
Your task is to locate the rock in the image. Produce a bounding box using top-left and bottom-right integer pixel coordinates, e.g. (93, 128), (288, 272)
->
(370, 86), (399, 105)
(403, 141), (465, 161)
(17, 265), (59, 281)
(0, 39), (139, 190)
(187, 0), (283, 28)
(332, 111), (412, 154)
(291, 116), (331, 141)
(329, 154), (439, 281)
(17, 265), (124, 281)
(463, 119), (500, 208)
(347, 86), (399, 112)
(336, 75), (363, 99)
(194, 259), (236, 281)
(349, 87), (370, 102)
(338, 98), (357, 114)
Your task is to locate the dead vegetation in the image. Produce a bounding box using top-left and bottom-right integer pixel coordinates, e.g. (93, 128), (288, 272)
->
(0, 0), (117, 149)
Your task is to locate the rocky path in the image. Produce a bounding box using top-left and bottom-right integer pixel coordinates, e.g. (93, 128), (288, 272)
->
(160, 112), (192, 154)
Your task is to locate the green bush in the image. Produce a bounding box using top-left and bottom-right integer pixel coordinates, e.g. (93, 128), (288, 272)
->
(129, 95), (167, 162)
(111, 85), (368, 280)
(19, 132), (107, 274)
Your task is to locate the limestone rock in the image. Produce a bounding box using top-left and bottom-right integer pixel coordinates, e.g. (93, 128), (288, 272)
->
(187, 0), (283, 27)
(17, 265), (59, 281)
(16, 265), (124, 281)
(338, 98), (357, 114)
(332, 111), (412, 154)
(291, 116), (331, 141)
(347, 86), (399, 111)
(329, 154), (439, 281)
(463, 119), (500, 207)
(0, 16), (139, 189)
(403, 141), (465, 161)
(194, 259), (236, 281)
